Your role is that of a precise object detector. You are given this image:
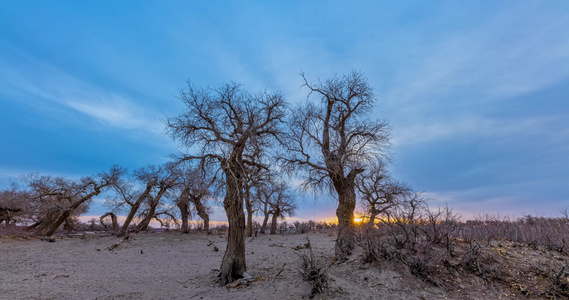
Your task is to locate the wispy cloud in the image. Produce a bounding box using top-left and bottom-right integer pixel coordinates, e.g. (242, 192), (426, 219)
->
(0, 43), (163, 135)
(392, 113), (569, 146)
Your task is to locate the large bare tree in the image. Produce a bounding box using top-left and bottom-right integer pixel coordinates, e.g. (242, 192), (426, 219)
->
(166, 82), (286, 284)
(282, 71), (390, 260)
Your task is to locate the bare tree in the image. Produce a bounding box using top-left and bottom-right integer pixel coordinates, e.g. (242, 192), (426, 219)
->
(107, 163), (180, 235)
(254, 182), (277, 234)
(268, 182), (296, 235)
(282, 71), (390, 260)
(357, 161), (412, 225)
(25, 165), (124, 236)
(135, 163), (181, 232)
(166, 82), (286, 284)
(177, 164), (218, 233)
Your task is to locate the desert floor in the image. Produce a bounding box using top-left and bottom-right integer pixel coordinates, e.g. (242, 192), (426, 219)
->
(0, 231), (556, 300)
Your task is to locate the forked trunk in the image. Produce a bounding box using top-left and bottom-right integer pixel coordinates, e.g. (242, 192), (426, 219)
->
(137, 186), (168, 232)
(219, 161), (246, 285)
(136, 198), (158, 232)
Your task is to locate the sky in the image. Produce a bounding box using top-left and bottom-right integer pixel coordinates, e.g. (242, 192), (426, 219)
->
(1, 1), (568, 222)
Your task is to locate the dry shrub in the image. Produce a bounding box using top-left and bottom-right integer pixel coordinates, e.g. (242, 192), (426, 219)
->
(296, 237), (327, 298)
(356, 203), (569, 298)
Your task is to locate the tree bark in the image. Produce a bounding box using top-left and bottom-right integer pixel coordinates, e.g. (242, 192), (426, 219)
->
(218, 160), (246, 285)
(270, 210), (279, 235)
(177, 200), (190, 233)
(245, 186), (254, 237)
(333, 177), (357, 261)
(245, 202), (253, 237)
(368, 207), (378, 226)
(260, 206), (270, 234)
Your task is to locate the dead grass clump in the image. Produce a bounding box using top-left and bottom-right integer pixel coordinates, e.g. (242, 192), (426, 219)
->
(296, 237), (328, 298)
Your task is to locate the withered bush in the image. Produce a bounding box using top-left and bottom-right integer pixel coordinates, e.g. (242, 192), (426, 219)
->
(355, 202), (569, 298)
(296, 237), (327, 298)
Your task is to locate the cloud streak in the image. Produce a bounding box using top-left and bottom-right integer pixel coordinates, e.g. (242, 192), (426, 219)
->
(0, 43), (163, 135)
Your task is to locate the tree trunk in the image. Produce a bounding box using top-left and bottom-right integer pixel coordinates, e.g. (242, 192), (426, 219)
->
(219, 160), (246, 285)
(270, 209), (279, 235)
(368, 207), (378, 226)
(246, 204), (254, 237)
(333, 179), (357, 261)
(191, 195), (210, 233)
(119, 183), (153, 236)
(244, 184), (254, 237)
(177, 201), (190, 233)
(260, 206), (270, 234)
(136, 199), (158, 232)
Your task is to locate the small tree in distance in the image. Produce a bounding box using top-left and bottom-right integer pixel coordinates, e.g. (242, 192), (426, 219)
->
(268, 182), (296, 235)
(357, 160), (412, 225)
(166, 81), (286, 285)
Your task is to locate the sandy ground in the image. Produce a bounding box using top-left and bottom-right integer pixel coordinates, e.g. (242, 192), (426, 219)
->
(0, 231), (543, 300)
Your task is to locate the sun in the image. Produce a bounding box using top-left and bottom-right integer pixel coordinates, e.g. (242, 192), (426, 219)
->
(354, 217), (363, 224)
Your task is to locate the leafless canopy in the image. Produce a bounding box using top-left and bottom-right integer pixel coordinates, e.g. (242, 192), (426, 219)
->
(283, 71), (390, 192)
(166, 82), (286, 167)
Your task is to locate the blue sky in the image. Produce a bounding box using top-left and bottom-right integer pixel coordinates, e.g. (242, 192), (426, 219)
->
(1, 1), (568, 221)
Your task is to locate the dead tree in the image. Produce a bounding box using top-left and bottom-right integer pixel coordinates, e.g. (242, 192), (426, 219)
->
(356, 161), (412, 225)
(25, 165), (124, 236)
(254, 183), (276, 234)
(166, 81), (286, 285)
(135, 163), (181, 232)
(177, 165), (217, 233)
(108, 163), (180, 235)
(100, 212), (119, 233)
(268, 183), (296, 235)
(282, 71), (390, 260)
